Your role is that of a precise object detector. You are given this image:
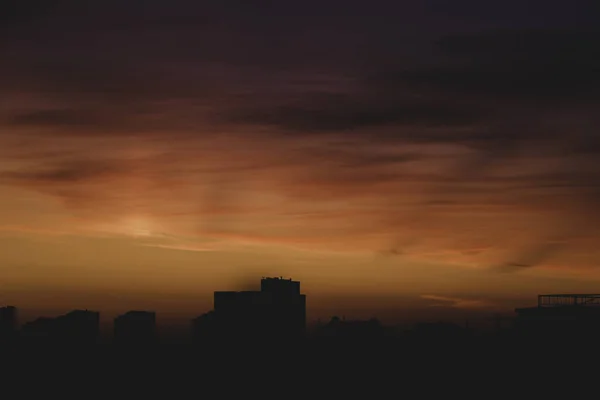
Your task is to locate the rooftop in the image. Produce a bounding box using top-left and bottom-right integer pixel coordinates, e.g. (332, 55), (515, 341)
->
(537, 294), (600, 307)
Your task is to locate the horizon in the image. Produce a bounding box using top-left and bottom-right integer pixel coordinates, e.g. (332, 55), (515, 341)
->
(0, 275), (558, 334)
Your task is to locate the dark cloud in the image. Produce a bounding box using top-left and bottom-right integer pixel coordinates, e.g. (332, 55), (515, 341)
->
(0, 0), (65, 25)
(6, 0), (595, 148)
(221, 91), (489, 133)
(335, 152), (423, 168)
(397, 29), (600, 103)
(7, 109), (119, 128)
(425, 0), (597, 26)
(491, 170), (600, 273)
(495, 242), (565, 273)
(2, 103), (218, 137)
(0, 160), (122, 184)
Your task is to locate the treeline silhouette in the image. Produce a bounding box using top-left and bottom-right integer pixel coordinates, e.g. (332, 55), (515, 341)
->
(2, 279), (600, 391)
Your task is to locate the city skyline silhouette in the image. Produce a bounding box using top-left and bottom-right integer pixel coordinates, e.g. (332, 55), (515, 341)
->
(1, 2), (599, 391)
(4, 276), (600, 395)
(5, 276), (600, 346)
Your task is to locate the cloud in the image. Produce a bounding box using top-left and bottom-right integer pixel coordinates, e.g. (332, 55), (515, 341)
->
(420, 294), (492, 309)
(0, 1), (599, 280)
(0, 0), (64, 26)
(221, 92), (488, 133)
(398, 29), (600, 103)
(0, 160), (124, 184)
(0, 128), (597, 270)
(138, 243), (217, 253)
(0, 225), (74, 237)
(5, 108), (126, 129)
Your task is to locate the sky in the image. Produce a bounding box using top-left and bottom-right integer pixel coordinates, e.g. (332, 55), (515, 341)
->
(1, 0), (599, 327)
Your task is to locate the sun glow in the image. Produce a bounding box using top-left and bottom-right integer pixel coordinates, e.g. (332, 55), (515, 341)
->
(86, 216), (159, 238)
(122, 216), (156, 237)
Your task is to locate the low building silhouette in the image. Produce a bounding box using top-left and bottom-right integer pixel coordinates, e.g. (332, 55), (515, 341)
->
(21, 309), (99, 345)
(316, 316), (385, 339)
(193, 277), (306, 342)
(114, 311), (156, 345)
(515, 294), (600, 341)
(191, 310), (219, 342)
(409, 321), (468, 342)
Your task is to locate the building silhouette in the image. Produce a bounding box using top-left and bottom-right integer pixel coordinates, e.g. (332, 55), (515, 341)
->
(21, 309), (100, 345)
(515, 294), (600, 341)
(316, 316), (385, 339)
(193, 277), (306, 342)
(114, 311), (156, 345)
(191, 310), (218, 342)
(0, 306), (17, 342)
(409, 321), (469, 343)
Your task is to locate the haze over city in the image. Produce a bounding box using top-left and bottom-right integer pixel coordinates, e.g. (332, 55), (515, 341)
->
(1, 0), (599, 328)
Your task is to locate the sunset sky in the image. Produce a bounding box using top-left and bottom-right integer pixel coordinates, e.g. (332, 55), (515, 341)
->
(1, 0), (599, 327)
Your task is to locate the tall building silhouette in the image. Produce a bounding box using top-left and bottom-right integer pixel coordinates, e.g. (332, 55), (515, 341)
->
(114, 311), (156, 345)
(0, 306), (17, 342)
(194, 277), (306, 342)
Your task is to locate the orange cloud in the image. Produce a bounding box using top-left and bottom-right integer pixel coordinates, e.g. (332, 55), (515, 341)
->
(420, 295), (492, 309)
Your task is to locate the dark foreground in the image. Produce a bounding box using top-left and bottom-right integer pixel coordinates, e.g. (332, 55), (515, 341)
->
(2, 334), (599, 396)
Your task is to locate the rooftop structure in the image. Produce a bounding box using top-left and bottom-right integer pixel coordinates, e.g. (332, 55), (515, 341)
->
(260, 277), (301, 296)
(536, 294), (600, 307)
